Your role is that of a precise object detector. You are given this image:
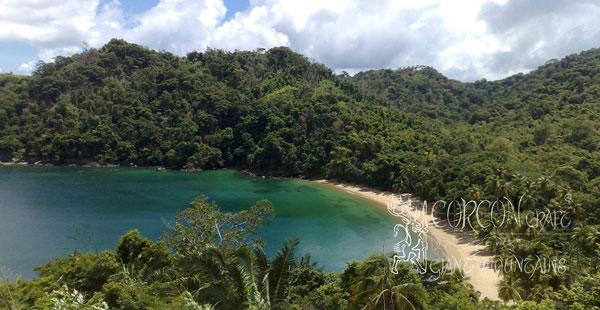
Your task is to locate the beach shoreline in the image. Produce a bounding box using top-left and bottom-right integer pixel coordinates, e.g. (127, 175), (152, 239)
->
(1, 163), (500, 299)
(311, 179), (500, 301)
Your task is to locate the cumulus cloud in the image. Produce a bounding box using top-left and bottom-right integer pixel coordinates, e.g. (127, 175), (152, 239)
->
(477, 0), (600, 79)
(18, 60), (37, 74)
(124, 0), (227, 54)
(0, 0), (100, 61)
(1, 0), (600, 81)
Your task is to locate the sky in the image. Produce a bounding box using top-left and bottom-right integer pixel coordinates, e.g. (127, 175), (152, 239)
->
(1, 0), (599, 81)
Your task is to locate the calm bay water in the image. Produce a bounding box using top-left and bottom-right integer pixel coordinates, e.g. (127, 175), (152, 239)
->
(0, 166), (417, 279)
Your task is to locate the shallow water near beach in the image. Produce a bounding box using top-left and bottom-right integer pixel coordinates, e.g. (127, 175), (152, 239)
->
(0, 166), (426, 279)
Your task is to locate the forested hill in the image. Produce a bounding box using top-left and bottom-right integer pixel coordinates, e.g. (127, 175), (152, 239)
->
(0, 39), (598, 199)
(1, 40), (600, 307)
(351, 48), (600, 123)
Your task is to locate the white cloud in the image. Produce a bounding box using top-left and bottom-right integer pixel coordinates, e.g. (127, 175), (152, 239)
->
(124, 0), (227, 54)
(0, 1), (99, 46)
(1, 0), (599, 81)
(211, 6), (289, 50)
(18, 60), (37, 74)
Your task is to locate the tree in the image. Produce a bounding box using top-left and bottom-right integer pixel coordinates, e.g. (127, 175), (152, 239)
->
(174, 238), (300, 310)
(349, 254), (425, 310)
(115, 230), (171, 280)
(498, 277), (524, 304)
(485, 138), (513, 161)
(533, 121), (552, 145)
(163, 196), (275, 255)
(33, 285), (109, 310)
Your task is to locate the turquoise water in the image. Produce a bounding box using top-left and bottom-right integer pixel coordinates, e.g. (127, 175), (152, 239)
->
(0, 166), (418, 279)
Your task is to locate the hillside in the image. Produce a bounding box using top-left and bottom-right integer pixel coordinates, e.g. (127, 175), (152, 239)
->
(1, 40), (599, 309)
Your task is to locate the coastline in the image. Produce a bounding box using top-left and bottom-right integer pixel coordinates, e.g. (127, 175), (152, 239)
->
(2, 163), (500, 299)
(311, 179), (500, 301)
(0, 160), (120, 168)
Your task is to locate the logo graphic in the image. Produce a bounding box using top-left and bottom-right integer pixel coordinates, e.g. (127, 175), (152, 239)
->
(387, 194), (571, 278)
(388, 194), (428, 274)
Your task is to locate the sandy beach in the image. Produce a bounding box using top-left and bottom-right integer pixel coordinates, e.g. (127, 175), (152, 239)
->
(312, 179), (500, 301)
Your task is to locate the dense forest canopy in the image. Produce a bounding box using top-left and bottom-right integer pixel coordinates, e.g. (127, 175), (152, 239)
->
(1, 39), (600, 309)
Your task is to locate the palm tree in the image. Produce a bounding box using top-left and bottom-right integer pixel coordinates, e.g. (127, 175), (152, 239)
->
(180, 245), (249, 309)
(350, 254), (425, 310)
(535, 176), (555, 201)
(261, 237), (300, 309)
(232, 246), (271, 310)
(571, 225), (600, 252)
(467, 185), (484, 201)
(518, 215), (545, 240)
(177, 237), (300, 310)
(498, 277), (524, 304)
(485, 229), (513, 254)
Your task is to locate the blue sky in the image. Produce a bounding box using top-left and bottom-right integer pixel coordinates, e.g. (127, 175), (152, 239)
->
(0, 42), (37, 74)
(96, 0), (248, 18)
(1, 0), (600, 81)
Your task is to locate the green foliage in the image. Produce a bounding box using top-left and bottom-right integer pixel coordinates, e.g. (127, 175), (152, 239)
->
(347, 255), (426, 310)
(2, 40), (600, 309)
(515, 300), (556, 310)
(289, 275), (349, 310)
(33, 285), (109, 310)
(115, 230), (171, 281)
(0, 199), (490, 310)
(35, 251), (120, 295)
(163, 196), (274, 253)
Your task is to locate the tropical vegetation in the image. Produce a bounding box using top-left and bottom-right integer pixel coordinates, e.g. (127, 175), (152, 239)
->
(1, 39), (600, 308)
